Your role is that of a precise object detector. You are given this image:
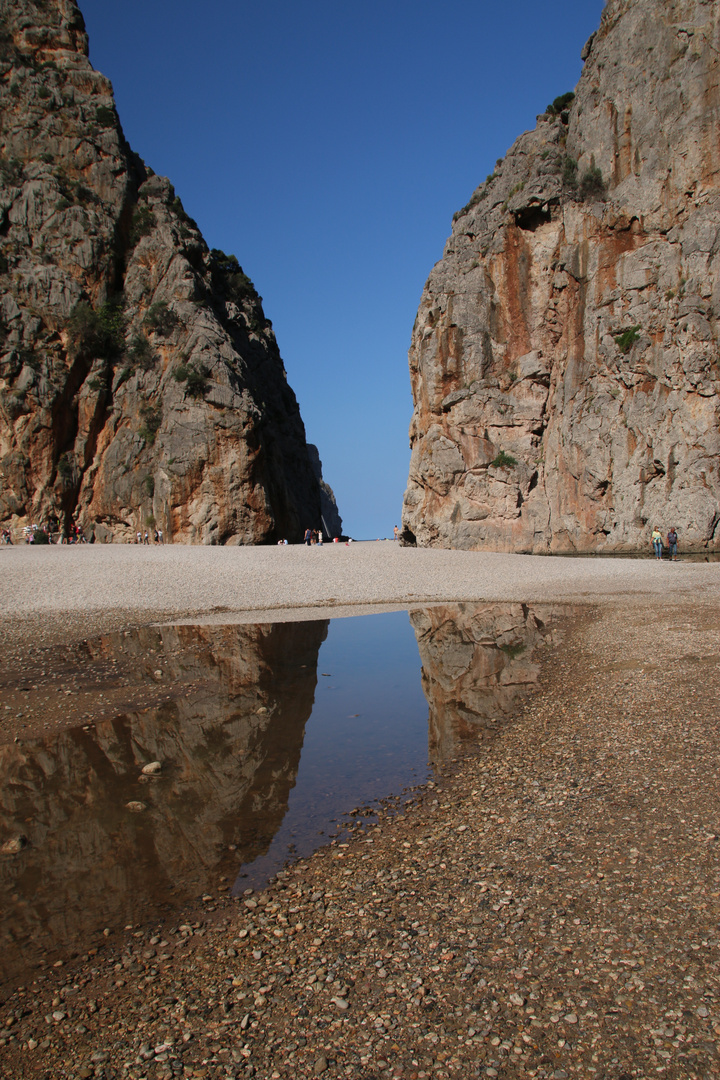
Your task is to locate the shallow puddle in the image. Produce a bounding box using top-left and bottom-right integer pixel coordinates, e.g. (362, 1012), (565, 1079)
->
(0, 602), (556, 990)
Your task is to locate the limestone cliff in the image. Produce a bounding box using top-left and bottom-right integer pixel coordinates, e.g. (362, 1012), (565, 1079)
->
(0, 0), (331, 543)
(403, 0), (720, 553)
(307, 443), (344, 538)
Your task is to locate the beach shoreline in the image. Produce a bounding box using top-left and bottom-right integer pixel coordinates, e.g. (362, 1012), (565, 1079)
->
(1, 551), (719, 1078)
(2, 543), (719, 621)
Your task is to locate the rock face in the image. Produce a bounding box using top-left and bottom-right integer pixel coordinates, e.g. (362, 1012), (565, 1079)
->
(403, 0), (720, 553)
(307, 443), (344, 539)
(0, 0), (330, 543)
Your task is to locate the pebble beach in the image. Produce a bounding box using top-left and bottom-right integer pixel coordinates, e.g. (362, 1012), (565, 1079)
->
(1, 545), (719, 1080)
(1, 542), (719, 634)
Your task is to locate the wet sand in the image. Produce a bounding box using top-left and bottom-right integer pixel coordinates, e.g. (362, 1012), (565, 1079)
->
(1, 549), (719, 1078)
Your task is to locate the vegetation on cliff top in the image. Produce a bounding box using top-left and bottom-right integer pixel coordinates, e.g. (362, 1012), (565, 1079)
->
(546, 91), (575, 117)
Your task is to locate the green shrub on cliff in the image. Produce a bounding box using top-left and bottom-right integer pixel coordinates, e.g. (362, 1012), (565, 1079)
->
(613, 325), (641, 354)
(144, 301), (178, 336)
(579, 165), (606, 201)
(0, 156), (23, 187)
(562, 155), (578, 190)
(139, 403), (162, 445)
(95, 105), (116, 128)
(127, 334), (157, 371)
(491, 450), (518, 468)
(546, 91), (575, 116)
(210, 249), (257, 305)
(57, 452), (74, 482)
(174, 361), (211, 398)
(68, 299), (125, 360)
(129, 205), (157, 247)
(453, 189), (484, 221)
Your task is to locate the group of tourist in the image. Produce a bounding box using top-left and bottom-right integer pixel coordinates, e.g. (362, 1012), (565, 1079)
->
(651, 526), (679, 560)
(135, 529), (164, 544)
(0, 521), (686, 557)
(19, 522), (88, 544)
(303, 528), (324, 546)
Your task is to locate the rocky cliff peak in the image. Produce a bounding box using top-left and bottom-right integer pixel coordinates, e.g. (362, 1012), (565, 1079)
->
(0, 0), (333, 543)
(403, 0), (720, 553)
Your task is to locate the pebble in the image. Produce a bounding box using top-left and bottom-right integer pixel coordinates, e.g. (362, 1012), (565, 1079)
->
(0, 835), (28, 855)
(1, 598), (720, 1080)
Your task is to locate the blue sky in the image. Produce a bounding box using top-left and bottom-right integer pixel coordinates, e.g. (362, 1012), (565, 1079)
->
(79, 0), (604, 539)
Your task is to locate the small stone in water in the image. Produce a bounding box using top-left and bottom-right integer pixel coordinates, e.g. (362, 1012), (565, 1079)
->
(1, 835), (28, 855)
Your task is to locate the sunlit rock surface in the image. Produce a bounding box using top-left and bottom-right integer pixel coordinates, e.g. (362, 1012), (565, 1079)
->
(403, 0), (720, 552)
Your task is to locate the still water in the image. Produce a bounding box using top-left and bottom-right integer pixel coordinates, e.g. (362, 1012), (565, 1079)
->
(0, 603), (550, 989)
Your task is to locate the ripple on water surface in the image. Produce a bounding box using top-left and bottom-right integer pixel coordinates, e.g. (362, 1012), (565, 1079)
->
(0, 603), (557, 989)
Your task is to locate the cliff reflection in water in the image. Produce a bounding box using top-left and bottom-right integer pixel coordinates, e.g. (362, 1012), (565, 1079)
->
(0, 603), (557, 990)
(0, 620), (328, 987)
(411, 603), (550, 762)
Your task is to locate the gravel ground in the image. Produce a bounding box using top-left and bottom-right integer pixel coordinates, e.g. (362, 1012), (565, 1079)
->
(1, 597), (719, 1079)
(1, 548), (719, 1079)
(1, 543), (719, 655)
(1, 542), (719, 619)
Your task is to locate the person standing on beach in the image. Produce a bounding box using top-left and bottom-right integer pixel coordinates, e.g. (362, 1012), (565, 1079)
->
(651, 528), (663, 560)
(304, 528), (312, 546)
(667, 526), (678, 561)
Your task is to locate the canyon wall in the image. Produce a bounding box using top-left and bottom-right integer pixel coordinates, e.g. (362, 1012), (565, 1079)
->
(403, 0), (720, 552)
(0, 0), (332, 543)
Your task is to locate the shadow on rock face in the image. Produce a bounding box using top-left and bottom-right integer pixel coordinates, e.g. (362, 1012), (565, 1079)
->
(0, 619), (328, 990)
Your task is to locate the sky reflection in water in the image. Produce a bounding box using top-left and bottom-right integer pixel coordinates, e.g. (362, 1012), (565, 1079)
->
(0, 603), (548, 989)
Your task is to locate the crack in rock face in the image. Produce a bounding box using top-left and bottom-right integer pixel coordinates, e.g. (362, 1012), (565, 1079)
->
(403, 0), (720, 554)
